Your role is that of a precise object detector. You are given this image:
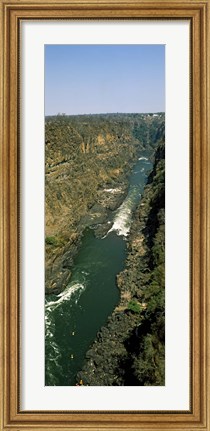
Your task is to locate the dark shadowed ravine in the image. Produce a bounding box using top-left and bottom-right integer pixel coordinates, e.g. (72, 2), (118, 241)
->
(45, 154), (152, 386)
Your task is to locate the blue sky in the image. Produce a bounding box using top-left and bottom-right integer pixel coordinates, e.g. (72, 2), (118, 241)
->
(45, 45), (165, 115)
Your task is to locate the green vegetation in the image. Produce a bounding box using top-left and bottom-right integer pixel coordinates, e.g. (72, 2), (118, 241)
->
(45, 236), (60, 246)
(127, 142), (165, 385)
(127, 300), (142, 313)
(45, 235), (68, 247)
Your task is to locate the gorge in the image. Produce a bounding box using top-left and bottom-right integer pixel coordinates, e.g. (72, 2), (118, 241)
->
(45, 113), (165, 386)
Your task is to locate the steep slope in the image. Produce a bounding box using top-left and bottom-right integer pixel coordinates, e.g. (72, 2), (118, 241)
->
(45, 113), (164, 293)
(77, 139), (165, 386)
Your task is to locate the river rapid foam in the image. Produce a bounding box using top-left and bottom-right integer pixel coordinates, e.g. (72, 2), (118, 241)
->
(45, 282), (85, 311)
(105, 186), (141, 237)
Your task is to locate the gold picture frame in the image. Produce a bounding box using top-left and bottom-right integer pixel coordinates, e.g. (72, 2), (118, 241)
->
(0, 0), (209, 429)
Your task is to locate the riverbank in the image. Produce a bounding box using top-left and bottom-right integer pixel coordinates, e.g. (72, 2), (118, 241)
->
(76, 141), (165, 386)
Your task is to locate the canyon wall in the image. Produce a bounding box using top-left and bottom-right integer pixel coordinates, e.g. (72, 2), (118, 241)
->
(45, 113), (164, 293)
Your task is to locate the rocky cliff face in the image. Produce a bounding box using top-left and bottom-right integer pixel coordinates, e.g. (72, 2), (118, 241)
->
(45, 113), (164, 294)
(77, 139), (165, 386)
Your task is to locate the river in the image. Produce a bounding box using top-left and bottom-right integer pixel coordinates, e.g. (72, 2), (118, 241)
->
(45, 153), (152, 386)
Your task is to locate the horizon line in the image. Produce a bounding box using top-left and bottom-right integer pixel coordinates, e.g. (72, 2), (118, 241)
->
(45, 111), (165, 117)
